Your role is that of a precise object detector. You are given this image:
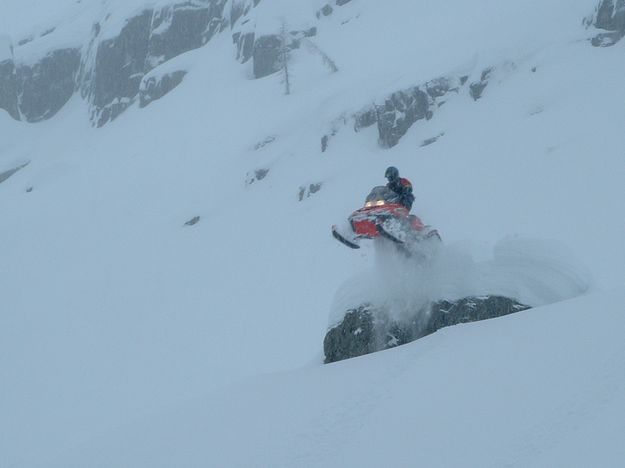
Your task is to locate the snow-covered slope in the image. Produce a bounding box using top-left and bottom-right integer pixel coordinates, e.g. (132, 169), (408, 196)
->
(34, 290), (625, 468)
(1, 0), (624, 466)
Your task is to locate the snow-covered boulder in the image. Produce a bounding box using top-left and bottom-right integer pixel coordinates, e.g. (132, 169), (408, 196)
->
(589, 0), (625, 46)
(324, 296), (530, 363)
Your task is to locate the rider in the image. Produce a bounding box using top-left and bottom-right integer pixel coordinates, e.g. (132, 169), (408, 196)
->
(385, 166), (415, 210)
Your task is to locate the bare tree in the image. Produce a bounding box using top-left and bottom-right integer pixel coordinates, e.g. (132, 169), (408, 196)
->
(279, 21), (291, 95)
(302, 38), (338, 73)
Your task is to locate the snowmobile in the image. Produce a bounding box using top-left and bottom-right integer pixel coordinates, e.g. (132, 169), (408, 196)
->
(331, 186), (441, 255)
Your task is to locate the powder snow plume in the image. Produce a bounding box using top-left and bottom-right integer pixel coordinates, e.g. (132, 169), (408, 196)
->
(329, 237), (592, 328)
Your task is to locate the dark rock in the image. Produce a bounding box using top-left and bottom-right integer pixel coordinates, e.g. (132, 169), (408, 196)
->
(0, 46), (19, 120)
(230, 0), (250, 26)
(324, 295), (530, 363)
(424, 296), (530, 336)
(319, 4), (334, 17)
(147, 0), (228, 69)
(234, 31), (255, 63)
(253, 135), (276, 150)
(17, 37), (33, 46)
(420, 133), (444, 147)
(184, 216), (200, 226)
(255, 168), (269, 180)
(323, 305), (377, 363)
(336, 0), (352, 5)
(309, 182), (322, 194)
(352, 77), (461, 148)
(321, 135), (329, 152)
(425, 77), (456, 98)
(298, 182), (323, 200)
(40, 27), (56, 38)
(16, 48), (81, 122)
(0, 162), (29, 184)
(85, 1), (234, 126)
(595, 0), (625, 30)
(591, 31), (624, 46)
(590, 0), (625, 46)
(139, 70), (187, 107)
(377, 87), (431, 148)
(246, 168), (269, 185)
(469, 67), (492, 101)
(354, 107), (378, 130)
(0, 0), (262, 125)
(321, 126), (340, 152)
(252, 34), (283, 78)
(88, 9), (153, 126)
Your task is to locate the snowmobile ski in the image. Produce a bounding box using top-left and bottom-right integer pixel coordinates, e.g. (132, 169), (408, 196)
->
(332, 225), (360, 249)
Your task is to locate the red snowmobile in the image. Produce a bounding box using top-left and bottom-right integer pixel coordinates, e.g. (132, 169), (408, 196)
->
(332, 186), (440, 254)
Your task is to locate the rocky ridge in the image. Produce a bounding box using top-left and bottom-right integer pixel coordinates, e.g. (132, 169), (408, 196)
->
(0, 0), (616, 134)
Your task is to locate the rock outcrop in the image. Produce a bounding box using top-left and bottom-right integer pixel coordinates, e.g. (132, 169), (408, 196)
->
(590, 0), (625, 46)
(0, 0), (253, 126)
(353, 76), (463, 148)
(18, 48), (81, 122)
(84, 1), (230, 126)
(139, 70), (187, 108)
(324, 296), (530, 363)
(0, 38), (19, 120)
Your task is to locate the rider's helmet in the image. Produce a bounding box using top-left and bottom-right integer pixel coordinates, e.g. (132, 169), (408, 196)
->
(385, 166), (399, 182)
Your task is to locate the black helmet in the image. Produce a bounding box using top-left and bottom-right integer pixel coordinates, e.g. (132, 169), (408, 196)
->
(385, 166), (399, 182)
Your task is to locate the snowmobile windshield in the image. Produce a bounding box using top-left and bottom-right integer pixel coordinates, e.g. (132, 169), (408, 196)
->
(364, 186), (401, 205)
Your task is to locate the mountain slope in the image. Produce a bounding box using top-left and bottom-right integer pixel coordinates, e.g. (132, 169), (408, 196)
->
(36, 290), (625, 468)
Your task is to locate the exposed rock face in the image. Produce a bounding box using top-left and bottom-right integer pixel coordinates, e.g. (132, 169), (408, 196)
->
(249, 28), (317, 79)
(0, 39), (19, 120)
(324, 296), (530, 363)
(17, 48), (81, 122)
(591, 0), (625, 46)
(86, 1), (229, 126)
(233, 31), (256, 63)
(354, 77), (461, 148)
(140, 70), (187, 108)
(0, 0), (253, 125)
(87, 10), (153, 126)
(424, 296), (530, 336)
(323, 305), (377, 364)
(253, 35), (284, 79)
(1, 40), (80, 122)
(148, 0), (228, 68)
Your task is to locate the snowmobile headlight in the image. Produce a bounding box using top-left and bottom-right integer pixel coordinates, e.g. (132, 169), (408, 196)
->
(375, 200), (386, 206)
(365, 201), (374, 207)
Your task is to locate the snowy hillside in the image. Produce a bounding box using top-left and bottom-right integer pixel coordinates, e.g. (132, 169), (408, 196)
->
(1, 0), (624, 466)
